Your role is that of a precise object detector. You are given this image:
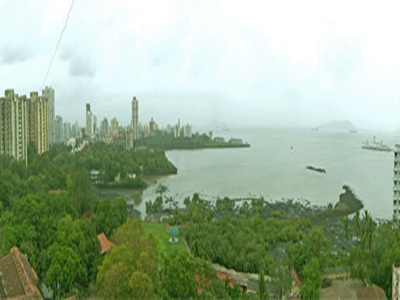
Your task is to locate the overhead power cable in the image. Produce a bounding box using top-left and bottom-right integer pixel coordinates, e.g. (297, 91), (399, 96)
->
(41, 0), (75, 89)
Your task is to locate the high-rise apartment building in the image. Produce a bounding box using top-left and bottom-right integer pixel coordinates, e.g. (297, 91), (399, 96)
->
(0, 89), (28, 164)
(55, 115), (64, 144)
(27, 92), (49, 154)
(42, 86), (55, 145)
(131, 96), (139, 140)
(394, 145), (400, 219)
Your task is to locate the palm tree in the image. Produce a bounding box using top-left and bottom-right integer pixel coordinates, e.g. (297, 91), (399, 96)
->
(361, 211), (374, 250)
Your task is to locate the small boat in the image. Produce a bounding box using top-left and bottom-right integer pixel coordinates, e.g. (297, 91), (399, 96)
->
(306, 166), (326, 174)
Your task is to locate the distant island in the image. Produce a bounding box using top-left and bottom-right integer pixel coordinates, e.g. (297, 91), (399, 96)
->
(135, 132), (250, 151)
(312, 120), (358, 133)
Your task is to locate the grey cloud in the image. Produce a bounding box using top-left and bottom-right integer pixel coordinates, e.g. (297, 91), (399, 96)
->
(1, 46), (31, 64)
(68, 56), (96, 78)
(59, 46), (95, 78)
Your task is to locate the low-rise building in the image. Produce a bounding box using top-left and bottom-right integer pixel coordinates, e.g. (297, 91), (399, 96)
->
(98, 233), (114, 255)
(229, 138), (243, 145)
(0, 247), (42, 299)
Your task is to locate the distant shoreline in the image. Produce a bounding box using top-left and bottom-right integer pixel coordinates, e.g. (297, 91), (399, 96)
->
(137, 143), (251, 151)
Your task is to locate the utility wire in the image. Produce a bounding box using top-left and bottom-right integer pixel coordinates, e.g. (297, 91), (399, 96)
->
(41, 0), (75, 89)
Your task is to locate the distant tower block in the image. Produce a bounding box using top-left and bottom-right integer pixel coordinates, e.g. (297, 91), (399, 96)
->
(131, 96), (139, 140)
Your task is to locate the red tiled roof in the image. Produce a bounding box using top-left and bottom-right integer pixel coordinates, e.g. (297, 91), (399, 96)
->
(98, 233), (114, 255)
(0, 246), (42, 299)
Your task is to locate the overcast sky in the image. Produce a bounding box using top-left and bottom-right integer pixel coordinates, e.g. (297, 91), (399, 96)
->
(1, 0), (400, 130)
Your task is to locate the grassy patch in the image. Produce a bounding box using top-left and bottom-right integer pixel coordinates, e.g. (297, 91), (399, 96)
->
(143, 222), (186, 259)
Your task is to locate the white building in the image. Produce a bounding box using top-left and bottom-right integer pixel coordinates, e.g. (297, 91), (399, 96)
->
(394, 144), (400, 219)
(42, 86), (55, 145)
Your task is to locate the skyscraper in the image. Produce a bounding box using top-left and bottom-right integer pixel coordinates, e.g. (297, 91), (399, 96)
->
(0, 89), (28, 164)
(131, 96), (139, 140)
(27, 92), (49, 154)
(42, 86), (55, 146)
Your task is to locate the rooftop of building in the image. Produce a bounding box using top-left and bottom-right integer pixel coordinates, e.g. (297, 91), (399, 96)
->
(0, 246), (42, 300)
(98, 233), (114, 255)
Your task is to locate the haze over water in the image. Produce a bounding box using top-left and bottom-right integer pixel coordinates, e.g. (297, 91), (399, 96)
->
(135, 128), (396, 219)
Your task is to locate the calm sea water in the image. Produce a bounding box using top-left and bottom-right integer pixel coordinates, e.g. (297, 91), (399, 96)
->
(129, 128), (398, 219)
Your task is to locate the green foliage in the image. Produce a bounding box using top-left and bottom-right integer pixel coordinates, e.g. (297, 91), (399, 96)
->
(135, 133), (211, 150)
(300, 258), (321, 299)
(271, 259), (292, 298)
(67, 169), (96, 215)
(349, 220), (400, 297)
(0, 143), (177, 298)
(74, 142), (176, 182)
(0, 225), (16, 257)
(94, 197), (127, 236)
(96, 220), (158, 299)
(45, 246), (84, 296)
(342, 216), (350, 241)
(96, 245), (137, 299)
(258, 269), (268, 300)
(146, 196), (164, 214)
(287, 227), (331, 277)
(160, 251), (198, 298)
(130, 271), (154, 299)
